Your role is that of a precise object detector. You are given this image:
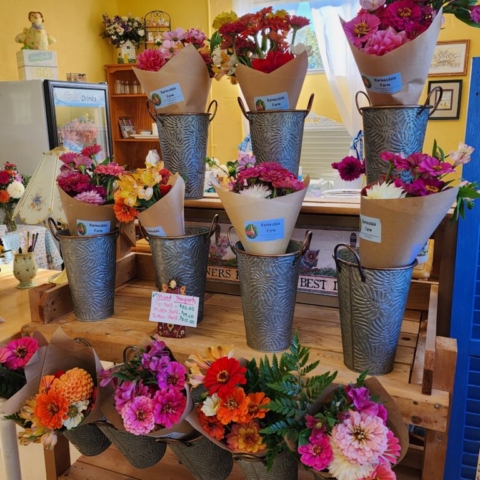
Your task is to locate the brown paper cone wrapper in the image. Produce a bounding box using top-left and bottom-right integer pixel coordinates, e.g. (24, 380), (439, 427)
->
(58, 187), (118, 236)
(359, 187), (457, 268)
(133, 44), (212, 114)
(235, 52), (308, 111)
(137, 173), (185, 236)
(343, 11), (442, 106)
(0, 328), (106, 425)
(214, 178), (309, 255)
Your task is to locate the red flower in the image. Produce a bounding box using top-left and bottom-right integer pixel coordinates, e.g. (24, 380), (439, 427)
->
(251, 51), (294, 74)
(0, 171), (10, 184)
(290, 15), (310, 29)
(204, 356), (247, 399)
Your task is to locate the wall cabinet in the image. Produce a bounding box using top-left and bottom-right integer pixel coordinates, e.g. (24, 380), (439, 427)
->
(105, 64), (160, 169)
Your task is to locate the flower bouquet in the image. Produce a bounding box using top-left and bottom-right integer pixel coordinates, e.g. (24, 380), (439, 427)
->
(213, 153), (309, 254)
(133, 28), (214, 114)
(56, 144), (125, 236)
(101, 13), (145, 48)
(342, 0), (480, 105)
(211, 8), (310, 111)
(358, 141), (480, 268)
(264, 368), (408, 480)
(0, 329), (109, 455)
(0, 162), (29, 232)
(114, 162), (185, 236)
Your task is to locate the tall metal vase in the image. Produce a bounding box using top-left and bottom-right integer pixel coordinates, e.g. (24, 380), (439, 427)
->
(228, 229), (311, 352)
(148, 100), (217, 199)
(334, 245), (416, 375)
(234, 451), (298, 480)
(143, 216), (218, 322)
(357, 89), (442, 184)
(238, 95), (314, 176)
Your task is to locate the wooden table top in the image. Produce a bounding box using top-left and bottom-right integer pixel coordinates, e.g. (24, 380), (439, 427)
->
(19, 274), (450, 434)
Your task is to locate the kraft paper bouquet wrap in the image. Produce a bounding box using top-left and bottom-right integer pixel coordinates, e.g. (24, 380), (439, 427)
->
(0, 328), (105, 449)
(99, 335), (195, 440)
(133, 30), (214, 114)
(213, 153), (309, 254)
(211, 8), (310, 111)
(114, 163), (185, 236)
(358, 142), (480, 268)
(342, 0), (480, 106)
(56, 145), (124, 236)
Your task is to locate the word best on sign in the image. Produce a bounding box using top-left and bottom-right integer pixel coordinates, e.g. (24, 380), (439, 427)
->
(149, 292), (199, 327)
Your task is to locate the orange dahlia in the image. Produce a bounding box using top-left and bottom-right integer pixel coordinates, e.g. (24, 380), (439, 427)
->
(52, 368), (94, 403)
(246, 392), (270, 420)
(34, 390), (69, 429)
(197, 407), (226, 441)
(226, 421), (266, 453)
(216, 387), (249, 425)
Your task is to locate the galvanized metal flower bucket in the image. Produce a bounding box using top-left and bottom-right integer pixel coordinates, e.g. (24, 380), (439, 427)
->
(97, 423), (167, 469)
(334, 244), (417, 375)
(238, 94), (314, 176)
(148, 100), (218, 199)
(234, 451), (298, 480)
(165, 434), (233, 479)
(55, 229), (119, 321)
(143, 215), (218, 323)
(62, 424), (112, 456)
(228, 229), (312, 352)
(357, 88), (442, 185)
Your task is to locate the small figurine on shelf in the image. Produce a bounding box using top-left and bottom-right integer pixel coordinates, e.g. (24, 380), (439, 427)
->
(15, 11), (56, 50)
(147, 31), (155, 44)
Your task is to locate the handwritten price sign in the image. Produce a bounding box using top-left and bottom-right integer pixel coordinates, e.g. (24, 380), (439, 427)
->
(149, 292), (199, 327)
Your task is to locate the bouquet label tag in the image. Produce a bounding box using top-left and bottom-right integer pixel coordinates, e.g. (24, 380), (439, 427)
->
(150, 83), (185, 109)
(360, 215), (381, 243)
(244, 218), (285, 242)
(149, 291), (199, 327)
(361, 73), (402, 94)
(144, 226), (166, 236)
(76, 220), (110, 236)
(253, 92), (289, 111)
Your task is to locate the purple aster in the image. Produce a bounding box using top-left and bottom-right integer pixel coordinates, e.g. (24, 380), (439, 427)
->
(74, 190), (105, 205)
(121, 396), (155, 435)
(153, 388), (187, 428)
(156, 362), (187, 391)
(237, 152), (256, 171)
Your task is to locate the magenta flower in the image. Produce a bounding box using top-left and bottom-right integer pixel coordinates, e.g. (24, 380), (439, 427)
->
(0, 348), (11, 364)
(121, 396), (156, 435)
(347, 387), (387, 423)
(379, 429), (402, 465)
(471, 5), (480, 23)
(95, 163), (125, 176)
(364, 462), (396, 479)
(57, 172), (91, 194)
(59, 152), (80, 166)
(74, 190), (105, 205)
(298, 431), (333, 471)
(332, 156), (365, 181)
(417, 157), (454, 177)
(237, 152), (256, 171)
(383, 0), (423, 31)
(81, 144), (103, 158)
(114, 380), (148, 413)
(422, 177), (447, 195)
(184, 28), (207, 46)
(394, 178), (426, 196)
(141, 350), (170, 373)
(343, 13), (380, 48)
(156, 362), (187, 391)
(363, 27), (407, 55)
(153, 388), (187, 428)
(137, 48), (167, 72)
(2, 337), (39, 370)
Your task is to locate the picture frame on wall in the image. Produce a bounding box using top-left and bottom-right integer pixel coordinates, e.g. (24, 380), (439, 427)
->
(428, 40), (470, 76)
(428, 80), (462, 120)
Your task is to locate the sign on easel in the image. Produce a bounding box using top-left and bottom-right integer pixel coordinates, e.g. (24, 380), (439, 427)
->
(149, 291), (199, 327)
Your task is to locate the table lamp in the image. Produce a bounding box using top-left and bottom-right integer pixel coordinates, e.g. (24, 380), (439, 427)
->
(13, 146), (67, 226)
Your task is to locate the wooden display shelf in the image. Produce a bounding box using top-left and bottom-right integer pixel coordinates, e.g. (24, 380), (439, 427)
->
(21, 251), (455, 480)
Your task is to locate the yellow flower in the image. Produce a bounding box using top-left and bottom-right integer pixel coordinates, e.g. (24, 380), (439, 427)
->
(271, 9), (288, 18)
(212, 11), (238, 30)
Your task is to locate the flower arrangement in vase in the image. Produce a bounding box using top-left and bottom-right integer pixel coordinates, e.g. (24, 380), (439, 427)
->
(211, 8), (311, 110)
(0, 163), (29, 232)
(101, 14), (145, 48)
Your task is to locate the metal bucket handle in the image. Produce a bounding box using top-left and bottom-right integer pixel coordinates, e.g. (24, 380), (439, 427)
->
(48, 216), (61, 241)
(226, 225), (237, 254)
(333, 243), (367, 282)
(123, 345), (138, 363)
(74, 337), (91, 347)
(305, 93), (314, 116)
(293, 230), (313, 265)
(138, 220), (149, 242)
(422, 86), (443, 117)
(207, 214), (219, 242)
(207, 100), (218, 123)
(146, 99), (158, 122)
(237, 97), (249, 120)
(355, 91), (371, 116)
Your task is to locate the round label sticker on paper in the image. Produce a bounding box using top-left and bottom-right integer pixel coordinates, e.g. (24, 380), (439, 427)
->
(244, 218), (285, 242)
(360, 215), (381, 243)
(76, 220), (110, 236)
(361, 73), (402, 94)
(144, 226), (166, 237)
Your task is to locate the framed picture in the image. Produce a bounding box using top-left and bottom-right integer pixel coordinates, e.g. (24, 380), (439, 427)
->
(428, 40), (470, 76)
(428, 80), (462, 120)
(118, 116), (136, 138)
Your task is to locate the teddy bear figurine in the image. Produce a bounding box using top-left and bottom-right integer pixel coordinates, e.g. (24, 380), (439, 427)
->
(15, 12), (56, 50)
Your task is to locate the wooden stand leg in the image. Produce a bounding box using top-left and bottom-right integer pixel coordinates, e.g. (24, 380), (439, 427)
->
(0, 410), (22, 480)
(44, 434), (71, 480)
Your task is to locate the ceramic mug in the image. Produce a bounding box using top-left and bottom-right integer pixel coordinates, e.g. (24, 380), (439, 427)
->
(13, 252), (37, 289)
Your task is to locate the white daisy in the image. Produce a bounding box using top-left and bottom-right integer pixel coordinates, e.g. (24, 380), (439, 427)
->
(201, 393), (221, 417)
(239, 185), (272, 199)
(365, 182), (406, 199)
(7, 181), (25, 199)
(63, 400), (89, 430)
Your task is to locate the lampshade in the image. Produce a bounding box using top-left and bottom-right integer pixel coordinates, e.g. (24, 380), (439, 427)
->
(14, 146), (67, 225)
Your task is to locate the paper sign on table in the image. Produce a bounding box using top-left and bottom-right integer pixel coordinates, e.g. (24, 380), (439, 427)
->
(149, 291), (199, 327)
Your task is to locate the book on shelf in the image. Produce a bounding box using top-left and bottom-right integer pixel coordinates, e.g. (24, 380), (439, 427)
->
(118, 116), (136, 138)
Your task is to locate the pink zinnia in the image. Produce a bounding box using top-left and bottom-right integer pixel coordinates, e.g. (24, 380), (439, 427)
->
(364, 462), (396, 479)
(379, 430), (402, 465)
(395, 177), (426, 196)
(184, 28), (207, 46)
(298, 431), (333, 471)
(81, 144), (102, 158)
(271, 177), (305, 192)
(332, 156), (365, 181)
(153, 388), (186, 428)
(343, 13), (381, 48)
(121, 396), (155, 435)
(94, 163), (125, 176)
(59, 152), (80, 166)
(156, 362), (187, 391)
(74, 190), (105, 205)
(332, 411), (389, 466)
(2, 337), (38, 370)
(383, 0), (423, 31)
(417, 157), (454, 177)
(137, 49), (166, 72)
(363, 27), (408, 56)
